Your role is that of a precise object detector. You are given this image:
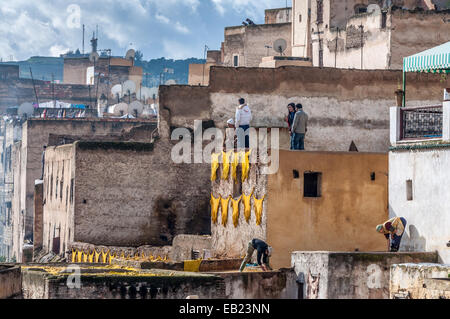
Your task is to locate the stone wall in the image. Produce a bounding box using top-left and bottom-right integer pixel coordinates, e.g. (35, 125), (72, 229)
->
(0, 265), (22, 299)
(13, 118), (157, 262)
(291, 251), (439, 299)
(223, 23), (292, 67)
(265, 8), (292, 24)
(211, 158), (268, 259)
(42, 139), (211, 257)
(390, 263), (450, 299)
(197, 66), (443, 151)
(389, 146), (450, 264)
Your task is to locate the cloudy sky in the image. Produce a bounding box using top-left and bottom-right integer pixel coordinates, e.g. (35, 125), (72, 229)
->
(0, 0), (291, 61)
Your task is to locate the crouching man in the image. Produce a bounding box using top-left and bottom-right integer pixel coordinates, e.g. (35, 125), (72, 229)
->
(239, 238), (272, 272)
(376, 217), (407, 252)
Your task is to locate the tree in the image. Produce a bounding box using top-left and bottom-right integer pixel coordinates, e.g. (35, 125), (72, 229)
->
(135, 50), (144, 63)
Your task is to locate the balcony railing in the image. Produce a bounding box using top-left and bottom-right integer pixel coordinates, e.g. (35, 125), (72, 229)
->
(33, 108), (98, 118)
(400, 105), (443, 140)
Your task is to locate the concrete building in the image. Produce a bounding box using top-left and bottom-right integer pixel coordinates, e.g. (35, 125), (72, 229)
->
(291, 0), (450, 69)
(389, 100), (450, 264)
(211, 150), (389, 269)
(161, 66), (447, 153)
(188, 51), (222, 86)
(40, 139), (211, 259)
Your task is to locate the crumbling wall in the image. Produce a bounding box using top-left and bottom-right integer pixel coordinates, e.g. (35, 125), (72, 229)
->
(0, 265), (22, 299)
(71, 140), (210, 248)
(390, 9), (450, 70)
(390, 263), (450, 299)
(223, 23), (292, 67)
(292, 251), (439, 299)
(13, 119), (157, 262)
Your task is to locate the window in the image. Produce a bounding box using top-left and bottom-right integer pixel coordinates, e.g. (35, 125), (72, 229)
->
(233, 55), (239, 67)
(354, 4), (367, 14)
(304, 172), (322, 198)
(299, 14), (302, 23)
(406, 180), (413, 201)
(293, 170), (300, 179)
(316, 0), (323, 23)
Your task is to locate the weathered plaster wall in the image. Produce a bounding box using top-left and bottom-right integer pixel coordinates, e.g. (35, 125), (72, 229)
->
(223, 23), (292, 67)
(389, 147), (450, 263)
(13, 119), (157, 262)
(390, 9), (450, 70)
(390, 263), (450, 299)
(265, 8), (292, 24)
(268, 151), (389, 269)
(0, 265), (22, 299)
(219, 269), (298, 299)
(161, 67), (445, 153)
(42, 144), (75, 258)
(33, 182), (44, 256)
(170, 235), (212, 262)
(292, 251), (439, 299)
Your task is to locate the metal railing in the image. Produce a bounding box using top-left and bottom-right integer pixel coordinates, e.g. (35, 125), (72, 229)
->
(400, 105), (443, 140)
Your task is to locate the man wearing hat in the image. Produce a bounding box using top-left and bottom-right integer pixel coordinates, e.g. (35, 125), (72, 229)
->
(376, 217), (407, 252)
(224, 118), (237, 150)
(239, 238), (273, 272)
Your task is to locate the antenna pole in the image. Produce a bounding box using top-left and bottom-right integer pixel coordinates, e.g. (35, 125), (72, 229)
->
(30, 67), (39, 106)
(82, 24), (85, 54)
(51, 73), (55, 108)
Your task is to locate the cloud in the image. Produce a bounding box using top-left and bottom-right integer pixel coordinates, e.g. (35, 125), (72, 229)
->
(49, 45), (70, 57)
(174, 22), (190, 34)
(210, 0), (286, 18)
(162, 39), (200, 60)
(155, 13), (170, 24)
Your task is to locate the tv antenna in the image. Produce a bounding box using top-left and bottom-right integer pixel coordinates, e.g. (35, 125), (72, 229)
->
(273, 38), (287, 56)
(18, 102), (34, 118)
(123, 80), (136, 103)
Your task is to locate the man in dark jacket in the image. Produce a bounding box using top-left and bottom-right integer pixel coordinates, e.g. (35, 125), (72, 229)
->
(291, 103), (308, 150)
(239, 238), (272, 272)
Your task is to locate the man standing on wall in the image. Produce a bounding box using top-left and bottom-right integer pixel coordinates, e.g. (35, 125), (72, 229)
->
(235, 98), (252, 149)
(285, 103), (296, 150)
(239, 238), (273, 272)
(291, 103), (308, 150)
(376, 217), (407, 252)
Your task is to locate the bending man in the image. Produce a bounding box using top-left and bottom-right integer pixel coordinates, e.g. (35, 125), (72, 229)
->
(376, 217), (407, 252)
(239, 238), (272, 272)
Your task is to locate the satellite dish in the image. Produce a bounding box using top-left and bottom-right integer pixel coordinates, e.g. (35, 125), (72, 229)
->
(273, 39), (287, 56)
(123, 80), (136, 95)
(125, 49), (136, 61)
(367, 4), (381, 15)
(111, 103), (128, 116)
(89, 52), (99, 63)
(111, 84), (123, 98)
(137, 87), (153, 101)
(165, 79), (177, 85)
(129, 101), (144, 116)
(18, 102), (34, 117)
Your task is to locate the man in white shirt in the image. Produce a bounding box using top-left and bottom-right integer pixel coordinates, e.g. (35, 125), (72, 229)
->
(235, 98), (252, 149)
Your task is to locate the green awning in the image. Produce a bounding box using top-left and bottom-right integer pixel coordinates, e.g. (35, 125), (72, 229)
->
(403, 41), (450, 74)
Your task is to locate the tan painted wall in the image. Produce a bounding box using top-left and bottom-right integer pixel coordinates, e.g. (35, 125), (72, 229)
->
(265, 8), (292, 24)
(188, 63), (214, 86)
(267, 151), (389, 269)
